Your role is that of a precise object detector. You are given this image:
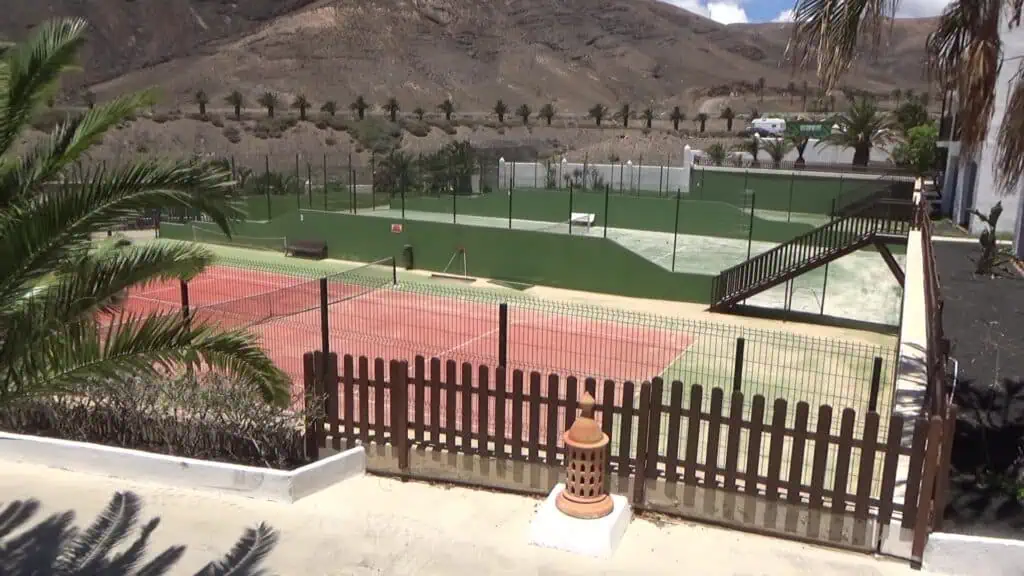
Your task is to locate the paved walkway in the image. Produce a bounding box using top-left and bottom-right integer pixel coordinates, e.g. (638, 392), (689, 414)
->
(0, 463), (933, 575)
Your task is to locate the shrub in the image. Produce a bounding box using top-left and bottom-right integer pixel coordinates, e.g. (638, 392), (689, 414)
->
(223, 125), (242, 143)
(349, 117), (402, 154)
(210, 114), (225, 128)
(325, 136), (338, 146)
(0, 373), (319, 469)
(405, 121), (430, 137)
(326, 116), (350, 132)
(29, 108), (71, 132)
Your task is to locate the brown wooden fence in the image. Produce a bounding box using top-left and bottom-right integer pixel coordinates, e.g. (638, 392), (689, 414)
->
(302, 352), (955, 565)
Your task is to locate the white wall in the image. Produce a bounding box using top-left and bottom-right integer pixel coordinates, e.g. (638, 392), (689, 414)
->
(498, 160), (691, 194)
(959, 17), (1024, 238)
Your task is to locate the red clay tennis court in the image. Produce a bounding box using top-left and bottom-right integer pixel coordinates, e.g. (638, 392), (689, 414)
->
(113, 264), (693, 441)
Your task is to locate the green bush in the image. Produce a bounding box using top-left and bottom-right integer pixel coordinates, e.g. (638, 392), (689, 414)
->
(349, 117), (402, 154)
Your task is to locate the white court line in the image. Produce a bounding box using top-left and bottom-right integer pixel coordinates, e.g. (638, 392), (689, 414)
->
(438, 326), (500, 357)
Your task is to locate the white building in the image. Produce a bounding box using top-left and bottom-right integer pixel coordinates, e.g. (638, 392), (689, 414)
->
(939, 11), (1024, 256)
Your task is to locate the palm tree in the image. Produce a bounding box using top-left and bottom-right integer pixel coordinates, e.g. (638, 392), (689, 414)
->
(350, 96), (369, 120)
(194, 90), (209, 116)
(737, 137), (762, 168)
(720, 107), (736, 132)
(1, 491), (278, 574)
(493, 100), (508, 123)
(617, 103), (632, 128)
(539, 103), (555, 126)
(384, 97), (400, 122)
(224, 90), (244, 120)
(892, 88), (903, 105)
(413, 106), (425, 121)
(763, 138), (794, 169)
(516, 104), (531, 126)
(320, 100), (337, 117)
(786, 127), (811, 168)
(787, 81), (797, 104)
(641, 107), (654, 129)
(706, 142), (727, 166)
(438, 99), (455, 122)
(756, 77), (767, 102)
(801, 80), (809, 110)
(257, 92), (278, 118)
(0, 19), (290, 406)
(696, 112), (709, 133)
(817, 96), (895, 166)
(292, 94), (311, 121)
(83, 91), (96, 109)
(669, 106), (685, 131)
(588, 104), (608, 127)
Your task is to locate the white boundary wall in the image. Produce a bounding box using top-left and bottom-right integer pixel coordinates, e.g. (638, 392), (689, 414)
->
(924, 533), (1024, 575)
(0, 431), (366, 503)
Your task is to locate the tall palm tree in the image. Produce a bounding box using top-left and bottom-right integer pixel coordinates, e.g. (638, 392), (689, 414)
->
(817, 96), (895, 166)
(669, 106), (685, 130)
(588, 104), (608, 127)
(785, 127), (811, 168)
(737, 137), (762, 168)
(801, 80), (809, 110)
(696, 112), (709, 133)
(194, 90), (209, 116)
(438, 99), (455, 122)
(350, 96), (369, 120)
(493, 100), (508, 123)
(224, 90), (243, 120)
(705, 142), (727, 166)
(720, 107), (736, 132)
(617, 103), (632, 128)
(1, 491), (278, 574)
(413, 106), (425, 121)
(516, 104), (531, 126)
(292, 94), (311, 121)
(257, 92), (278, 118)
(320, 100), (337, 117)
(756, 77), (767, 102)
(83, 91), (96, 110)
(539, 103), (555, 126)
(384, 97), (400, 122)
(0, 19), (290, 406)
(763, 138), (794, 169)
(789, 0), (1023, 190)
(787, 81), (797, 104)
(641, 107), (655, 129)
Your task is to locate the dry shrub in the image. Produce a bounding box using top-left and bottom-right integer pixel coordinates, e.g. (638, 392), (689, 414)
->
(223, 125), (242, 143)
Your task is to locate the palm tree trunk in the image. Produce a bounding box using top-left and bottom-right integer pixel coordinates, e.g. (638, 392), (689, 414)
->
(852, 144), (870, 166)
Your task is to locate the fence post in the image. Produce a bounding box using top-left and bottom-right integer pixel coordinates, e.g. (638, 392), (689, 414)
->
(306, 162), (312, 209)
(868, 357), (883, 412)
(391, 257), (398, 286)
(671, 189), (681, 272)
(303, 351), (322, 461)
(746, 191), (755, 260)
(568, 184), (574, 234)
(787, 173), (796, 222)
(295, 153), (301, 211)
(451, 186), (457, 224)
(498, 303), (508, 368)
(603, 183), (610, 238)
(390, 359), (410, 475)
(264, 155), (272, 221)
(401, 185), (406, 219)
(732, 338), (745, 393)
(323, 153), (328, 212)
(632, 381), (652, 506)
(508, 186), (513, 229)
(320, 278), (330, 366)
(820, 263), (830, 315)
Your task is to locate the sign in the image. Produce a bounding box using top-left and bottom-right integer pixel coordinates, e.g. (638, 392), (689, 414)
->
(390, 223), (403, 233)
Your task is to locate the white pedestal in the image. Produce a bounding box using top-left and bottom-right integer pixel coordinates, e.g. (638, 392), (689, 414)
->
(528, 483), (632, 558)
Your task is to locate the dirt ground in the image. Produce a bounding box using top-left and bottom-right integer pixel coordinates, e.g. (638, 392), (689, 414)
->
(0, 462), (934, 576)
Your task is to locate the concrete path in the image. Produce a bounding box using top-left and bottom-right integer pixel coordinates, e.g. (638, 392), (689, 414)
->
(0, 462), (933, 575)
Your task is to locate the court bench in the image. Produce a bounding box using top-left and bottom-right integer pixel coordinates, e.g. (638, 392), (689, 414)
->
(286, 239), (328, 260)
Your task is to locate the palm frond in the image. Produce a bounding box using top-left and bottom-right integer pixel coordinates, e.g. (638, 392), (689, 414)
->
(996, 63), (1024, 193)
(55, 491), (139, 573)
(97, 518), (164, 575)
(14, 312), (291, 407)
(0, 18), (87, 159)
(195, 523), (279, 576)
(0, 499), (41, 541)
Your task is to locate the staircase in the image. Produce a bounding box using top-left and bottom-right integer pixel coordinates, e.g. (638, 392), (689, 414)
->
(709, 198), (915, 312)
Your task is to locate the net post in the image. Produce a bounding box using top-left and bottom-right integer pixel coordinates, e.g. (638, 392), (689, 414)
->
(391, 257), (398, 286)
(732, 337), (745, 393)
(498, 303), (508, 368)
(320, 277), (330, 364)
(671, 189), (681, 272)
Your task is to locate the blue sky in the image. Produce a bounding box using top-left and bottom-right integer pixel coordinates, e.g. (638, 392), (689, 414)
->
(657, 0), (952, 24)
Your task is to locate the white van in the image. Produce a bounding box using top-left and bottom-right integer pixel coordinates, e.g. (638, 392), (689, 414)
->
(750, 117), (787, 135)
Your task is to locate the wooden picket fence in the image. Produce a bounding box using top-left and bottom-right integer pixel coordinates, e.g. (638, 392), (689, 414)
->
(302, 352), (955, 565)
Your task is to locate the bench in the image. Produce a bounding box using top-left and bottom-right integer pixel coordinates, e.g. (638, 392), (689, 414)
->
(570, 212), (596, 229)
(286, 239), (328, 260)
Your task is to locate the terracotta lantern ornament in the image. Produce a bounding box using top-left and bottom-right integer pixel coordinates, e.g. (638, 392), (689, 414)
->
(556, 392), (614, 519)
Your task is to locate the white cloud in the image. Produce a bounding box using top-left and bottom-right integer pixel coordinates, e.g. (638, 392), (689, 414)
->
(894, 0), (952, 17)
(659, 0), (750, 24)
(773, 9), (794, 22)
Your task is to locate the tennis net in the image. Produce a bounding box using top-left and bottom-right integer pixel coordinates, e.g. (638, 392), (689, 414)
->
(324, 257), (397, 305)
(192, 225), (288, 252)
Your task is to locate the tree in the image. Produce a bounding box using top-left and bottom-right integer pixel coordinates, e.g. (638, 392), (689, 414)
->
(350, 95), (369, 120)
(516, 104), (531, 126)
(891, 122), (939, 177)
(756, 77), (767, 102)
(257, 91), (278, 118)
(763, 137), (794, 169)
(438, 99), (455, 122)
(617, 103), (631, 128)
(785, 127), (811, 168)
(705, 142), (727, 166)
(892, 88), (903, 105)
(668, 106), (685, 131)
(0, 18), (291, 406)
(894, 99), (931, 136)
(787, 81), (797, 104)
(493, 99), (508, 123)
(413, 106), (425, 121)
(0, 491), (278, 574)
(224, 90), (243, 120)
(720, 107), (736, 132)
(641, 107), (654, 129)
(801, 80), (809, 110)
(194, 90), (209, 116)
(696, 112), (709, 133)
(817, 96), (895, 166)
(539, 103), (555, 126)
(737, 137), (762, 168)
(83, 90), (95, 109)
(971, 202), (1015, 275)
(292, 94), (311, 121)
(384, 97), (400, 122)
(588, 104), (608, 127)
(321, 100), (337, 117)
